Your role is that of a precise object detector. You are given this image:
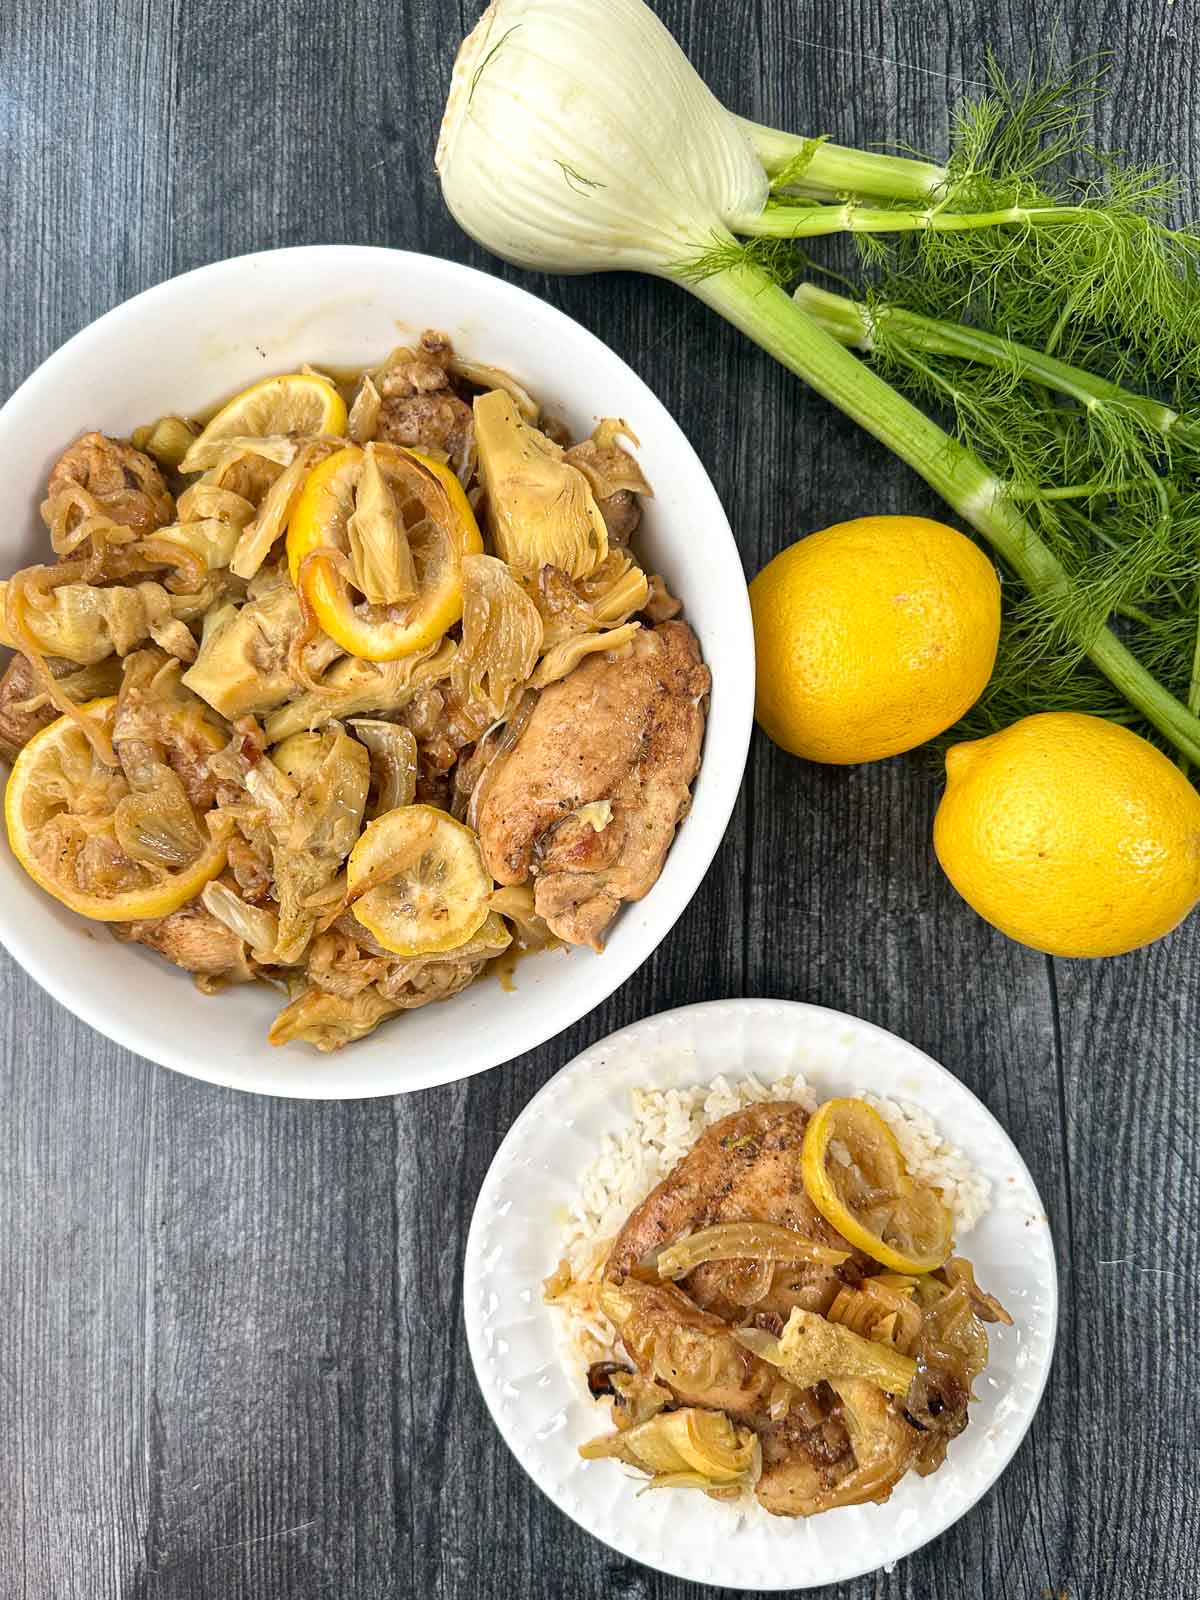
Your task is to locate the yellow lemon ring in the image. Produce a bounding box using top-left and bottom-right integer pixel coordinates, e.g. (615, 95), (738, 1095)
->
(5, 698), (227, 922)
(801, 1097), (953, 1274)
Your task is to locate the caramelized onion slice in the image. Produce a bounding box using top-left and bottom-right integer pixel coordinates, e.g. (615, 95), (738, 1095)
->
(530, 621), (640, 689)
(580, 1406), (757, 1486)
(347, 719), (418, 817)
(827, 1276), (924, 1356)
(656, 1222), (850, 1281)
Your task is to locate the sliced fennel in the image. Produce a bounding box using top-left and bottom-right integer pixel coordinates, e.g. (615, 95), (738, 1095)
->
(437, 0), (1200, 762)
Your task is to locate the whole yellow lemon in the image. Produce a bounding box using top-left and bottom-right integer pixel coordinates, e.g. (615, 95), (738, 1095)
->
(934, 712), (1200, 957)
(749, 515), (1000, 763)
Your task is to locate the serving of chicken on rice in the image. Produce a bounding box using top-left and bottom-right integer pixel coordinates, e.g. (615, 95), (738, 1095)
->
(0, 332), (709, 1051)
(546, 1084), (1011, 1517)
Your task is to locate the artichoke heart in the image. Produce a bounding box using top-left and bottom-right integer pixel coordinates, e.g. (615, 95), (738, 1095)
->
(473, 389), (608, 579)
(267, 983), (402, 1051)
(181, 581), (340, 719)
(347, 374), (382, 444)
(736, 1308), (917, 1397)
(132, 414), (200, 473)
(0, 577), (209, 666)
(153, 517), (242, 572)
(269, 730), (330, 787)
(580, 1407), (758, 1489)
(263, 637), (456, 742)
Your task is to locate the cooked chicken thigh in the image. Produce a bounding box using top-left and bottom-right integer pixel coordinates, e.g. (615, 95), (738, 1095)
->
(43, 432), (174, 538)
(0, 652), (121, 761)
(114, 900), (253, 981)
(754, 1397), (857, 1516)
(477, 620), (709, 949)
(601, 1102), (921, 1518)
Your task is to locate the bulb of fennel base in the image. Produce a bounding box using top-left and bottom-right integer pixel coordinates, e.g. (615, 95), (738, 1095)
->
(435, 0), (768, 276)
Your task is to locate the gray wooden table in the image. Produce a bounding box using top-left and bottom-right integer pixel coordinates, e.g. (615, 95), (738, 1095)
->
(2, 1), (1196, 1596)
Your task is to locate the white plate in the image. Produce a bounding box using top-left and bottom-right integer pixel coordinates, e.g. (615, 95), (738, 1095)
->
(463, 998), (1058, 1589)
(0, 246), (753, 1096)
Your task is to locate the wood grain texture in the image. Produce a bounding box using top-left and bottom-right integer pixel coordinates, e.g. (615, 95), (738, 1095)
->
(0, 0), (1196, 1594)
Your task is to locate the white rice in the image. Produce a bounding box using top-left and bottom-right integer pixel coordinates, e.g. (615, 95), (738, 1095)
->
(551, 1071), (990, 1382)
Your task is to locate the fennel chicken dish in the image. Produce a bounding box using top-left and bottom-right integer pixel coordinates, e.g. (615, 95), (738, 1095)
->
(0, 333), (709, 1051)
(546, 1080), (1010, 1517)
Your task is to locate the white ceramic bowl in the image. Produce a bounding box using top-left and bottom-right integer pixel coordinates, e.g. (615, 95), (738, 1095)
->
(0, 246), (753, 1098)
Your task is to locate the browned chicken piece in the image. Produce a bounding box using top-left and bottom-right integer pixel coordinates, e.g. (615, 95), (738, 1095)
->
(477, 621), (709, 950)
(43, 432), (174, 538)
(754, 1380), (922, 1516)
(376, 332), (474, 462)
(608, 1102), (871, 1321)
(796, 1380), (922, 1512)
(114, 648), (221, 811)
(599, 1277), (785, 1424)
(563, 434), (650, 545)
(378, 957), (486, 1007)
(305, 928), (390, 999)
(0, 654), (57, 761)
(594, 488), (641, 544)
(377, 391), (474, 458)
(307, 920), (492, 1009)
(754, 1392), (859, 1517)
(226, 833), (273, 904)
(114, 900), (254, 982)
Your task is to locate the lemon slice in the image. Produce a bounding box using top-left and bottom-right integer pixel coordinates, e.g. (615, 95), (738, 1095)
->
(286, 444), (483, 662)
(348, 804), (491, 956)
(800, 1097), (953, 1274)
(181, 373), (347, 472)
(5, 698), (227, 922)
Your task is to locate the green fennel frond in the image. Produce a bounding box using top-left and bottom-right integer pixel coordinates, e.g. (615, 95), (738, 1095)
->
(801, 54), (1200, 746)
(952, 598), (1200, 750)
(938, 52), (1107, 211)
(866, 60), (1200, 383)
(860, 296), (1200, 666)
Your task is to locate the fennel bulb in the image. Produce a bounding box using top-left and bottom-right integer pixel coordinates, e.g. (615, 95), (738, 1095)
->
(437, 0), (767, 274)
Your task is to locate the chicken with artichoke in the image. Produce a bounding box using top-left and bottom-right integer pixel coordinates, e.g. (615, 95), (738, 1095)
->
(548, 1097), (1011, 1516)
(0, 332), (707, 1050)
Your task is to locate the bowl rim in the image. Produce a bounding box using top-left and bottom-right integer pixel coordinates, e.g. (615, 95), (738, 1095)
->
(0, 244), (754, 1098)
